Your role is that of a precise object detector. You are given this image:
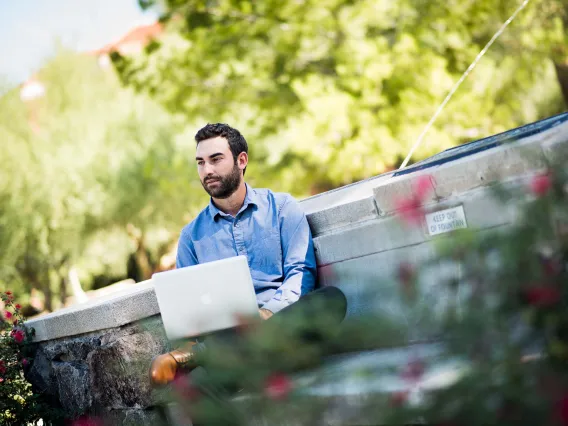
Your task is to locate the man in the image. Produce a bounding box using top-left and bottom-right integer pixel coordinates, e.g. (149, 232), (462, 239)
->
(177, 123), (317, 318)
(151, 123), (328, 385)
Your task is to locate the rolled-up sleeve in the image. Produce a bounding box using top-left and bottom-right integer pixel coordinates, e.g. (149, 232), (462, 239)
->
(262, 196), (317, 313)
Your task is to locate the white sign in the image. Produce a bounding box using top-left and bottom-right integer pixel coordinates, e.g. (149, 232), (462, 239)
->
(425, 205), (467, 236)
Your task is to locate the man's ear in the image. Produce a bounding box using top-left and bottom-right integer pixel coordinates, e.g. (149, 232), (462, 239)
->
(237, 152), (248, 172)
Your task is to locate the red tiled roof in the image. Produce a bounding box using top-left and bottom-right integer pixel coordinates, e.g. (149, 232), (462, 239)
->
(15, 21), (163, 92)
(91, 22), (163, 56)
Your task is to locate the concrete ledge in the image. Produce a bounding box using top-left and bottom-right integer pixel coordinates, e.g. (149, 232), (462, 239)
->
(314, 184), (517, 266)
(303, 114), (568, 236)
(373, 123), (565, 216)
(307, 196), (379, 237)
(26, 280), (158, 342)
(299, 174), (392, 215)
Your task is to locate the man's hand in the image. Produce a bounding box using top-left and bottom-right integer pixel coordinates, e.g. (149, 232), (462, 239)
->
(259, 308), (274, 320)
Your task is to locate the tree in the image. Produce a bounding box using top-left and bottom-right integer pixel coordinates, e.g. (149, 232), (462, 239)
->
(0, 50), (198, 310)
(113, 0), (565, 192)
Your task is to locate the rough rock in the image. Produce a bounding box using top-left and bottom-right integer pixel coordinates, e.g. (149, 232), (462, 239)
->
(26, 314), (169, 423)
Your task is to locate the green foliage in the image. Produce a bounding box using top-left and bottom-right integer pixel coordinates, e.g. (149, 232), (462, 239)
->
(0, 50), (198, 309)
(0, 292), (62, 425)
(114, 0), (566, 191)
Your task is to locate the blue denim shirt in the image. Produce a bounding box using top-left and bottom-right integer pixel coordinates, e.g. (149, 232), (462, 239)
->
(176, 184), (317, 313)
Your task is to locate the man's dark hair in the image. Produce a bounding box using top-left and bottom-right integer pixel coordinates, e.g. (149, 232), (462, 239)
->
(195, 123), (248, 175)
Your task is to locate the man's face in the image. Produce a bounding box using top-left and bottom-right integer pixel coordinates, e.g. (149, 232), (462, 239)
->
(195, 136), (246, 199)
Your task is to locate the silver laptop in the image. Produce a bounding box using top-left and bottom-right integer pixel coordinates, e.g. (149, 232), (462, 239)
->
(152, 255), (259, 340)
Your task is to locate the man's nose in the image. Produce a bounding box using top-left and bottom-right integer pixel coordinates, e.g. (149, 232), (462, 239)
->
(203, 162), (214, 176)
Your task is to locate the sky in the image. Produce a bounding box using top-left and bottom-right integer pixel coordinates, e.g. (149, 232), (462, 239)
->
(0, 0), (158, 84)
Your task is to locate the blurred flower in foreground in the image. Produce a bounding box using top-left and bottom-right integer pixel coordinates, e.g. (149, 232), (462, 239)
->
(530, 172), (552, 197)
(523, 285), (561, 307)
(264, 373), (292, 400)
(401, 358), (426, 384)
(70, 415), (104, 426)
(389, 390), (409, 407)
(397, 262), (417, 300)
(172, 374), (201, 401)
(556, 393), (568, 426)
(395, 175), (434, 226)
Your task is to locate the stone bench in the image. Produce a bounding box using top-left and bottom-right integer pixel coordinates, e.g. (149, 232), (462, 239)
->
(25, 112), (568, 424)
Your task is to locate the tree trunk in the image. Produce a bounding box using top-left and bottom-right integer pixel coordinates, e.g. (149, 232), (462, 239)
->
(126, 224), (153, 281)
(134, 236), (153, 280)
(554, 61), (568, 109)
(41, 271), (53, 312)
(60, 274), (68, 307)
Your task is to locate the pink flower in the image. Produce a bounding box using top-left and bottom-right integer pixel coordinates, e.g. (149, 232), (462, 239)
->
(172, 374), (200, 400)
(397, 262), (415, 285)
(22, 358), (29, 367)
(542, 257), (563, 277)
(70, 416), (104, 426)
(318, 267), (336, 282)
(556, 393), (568, 426)
(0, 360), (6, 375)
(395, 197), (424, 226)
(401, 358), (426, 383)
(395, 174), (434, 226)
(389, 390), (409, 407)
(4, 311), (12, 320)
(524, 286), (561, 307)
(413, 174), (435, 200)
(530, 173), (552, 197)
(397, 262), (417, 299)
(264, 373), (292, 400)
(14, 304), (21, 310)
(12, 328), (25, 344)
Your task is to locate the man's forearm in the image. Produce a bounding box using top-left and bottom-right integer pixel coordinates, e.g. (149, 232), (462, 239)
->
(262, 272), (306, 313)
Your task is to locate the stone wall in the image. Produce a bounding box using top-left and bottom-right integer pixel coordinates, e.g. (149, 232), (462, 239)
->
(27, 315), (169, 423)
(24, 113), (568, 423)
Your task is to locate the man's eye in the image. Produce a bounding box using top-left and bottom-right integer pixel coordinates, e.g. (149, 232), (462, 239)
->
(213, 157), (221, 162)
(197, 161), (204, 166)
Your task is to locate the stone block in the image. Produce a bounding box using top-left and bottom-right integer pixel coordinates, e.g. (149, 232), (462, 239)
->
(307, 196), (378, 237)
(26, 345), (56, 394)
(53, 362), (91, 415)
(88, 328), (167, 410)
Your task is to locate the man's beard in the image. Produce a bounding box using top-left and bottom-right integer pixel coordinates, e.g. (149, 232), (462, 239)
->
(201, 163), (242, 199)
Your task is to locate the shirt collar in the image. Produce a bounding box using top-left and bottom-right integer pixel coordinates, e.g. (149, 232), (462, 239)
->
(208, 183), (259, 220)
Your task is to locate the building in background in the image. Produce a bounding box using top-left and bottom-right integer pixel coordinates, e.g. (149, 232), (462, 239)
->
(90, 21), (163, 69)
(19, 21), (163, 102)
